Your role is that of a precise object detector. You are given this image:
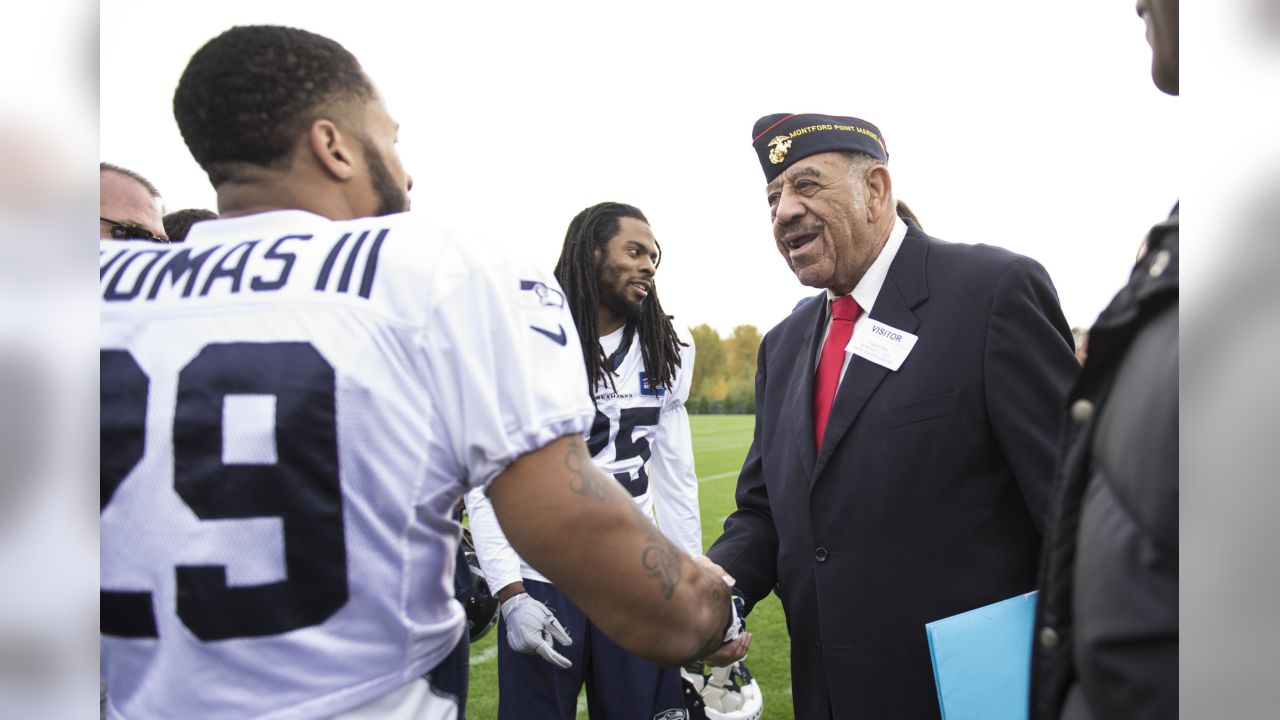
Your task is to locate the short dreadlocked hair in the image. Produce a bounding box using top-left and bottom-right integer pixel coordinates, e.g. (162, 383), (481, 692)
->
(173, 25), (374, 187)
(554, 202), (687, 400)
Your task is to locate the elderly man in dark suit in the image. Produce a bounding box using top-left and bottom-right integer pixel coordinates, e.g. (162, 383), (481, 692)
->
(704, 113), (1079, 719)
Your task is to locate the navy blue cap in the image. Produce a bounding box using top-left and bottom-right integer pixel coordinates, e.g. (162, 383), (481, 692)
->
(752, 113), (888, 182)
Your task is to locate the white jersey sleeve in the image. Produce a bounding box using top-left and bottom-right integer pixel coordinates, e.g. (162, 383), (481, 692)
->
(446, 254), (592, 594)
(423, 254), (594, 490)
(650, 326), (702, 557)
(463, 486), (525, 594)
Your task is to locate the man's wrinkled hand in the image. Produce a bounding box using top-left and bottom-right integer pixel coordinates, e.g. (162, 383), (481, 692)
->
(501, 592), (574, 669)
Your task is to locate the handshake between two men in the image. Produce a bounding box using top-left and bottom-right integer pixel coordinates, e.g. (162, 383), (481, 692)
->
(496, 554), (752, 671)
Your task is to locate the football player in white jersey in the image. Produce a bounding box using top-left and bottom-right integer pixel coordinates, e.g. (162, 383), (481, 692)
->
(467, 202), (713, 719)
(99, 26), (736, 720)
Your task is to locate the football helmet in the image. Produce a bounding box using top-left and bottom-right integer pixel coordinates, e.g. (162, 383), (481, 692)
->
(681, 660), (764, 720)
(459, 527), (499, 642)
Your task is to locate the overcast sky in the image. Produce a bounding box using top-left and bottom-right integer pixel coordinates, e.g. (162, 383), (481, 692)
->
(101, 0), (1178, 335)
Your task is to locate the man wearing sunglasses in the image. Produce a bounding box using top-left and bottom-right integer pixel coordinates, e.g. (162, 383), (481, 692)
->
(100, 162), (167, 242)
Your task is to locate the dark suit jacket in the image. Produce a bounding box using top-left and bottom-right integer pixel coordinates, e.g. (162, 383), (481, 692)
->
(708, 225), (1079, 719)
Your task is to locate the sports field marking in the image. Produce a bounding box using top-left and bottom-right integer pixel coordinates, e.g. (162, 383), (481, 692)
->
(692, 442), (754, 453)
(469, 645), (498, 666)
(697, 470), (739, 483)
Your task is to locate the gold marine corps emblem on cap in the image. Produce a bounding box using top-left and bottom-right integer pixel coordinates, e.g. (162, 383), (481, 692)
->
(767, 136), (792, 165)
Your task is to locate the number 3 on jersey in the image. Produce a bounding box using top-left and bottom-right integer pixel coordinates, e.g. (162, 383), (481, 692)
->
(101, 342), (348, 641)
(585, 406), (660, 497)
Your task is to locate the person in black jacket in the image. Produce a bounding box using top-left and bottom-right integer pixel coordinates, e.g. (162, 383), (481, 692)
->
(1029, 1), (1178, 718)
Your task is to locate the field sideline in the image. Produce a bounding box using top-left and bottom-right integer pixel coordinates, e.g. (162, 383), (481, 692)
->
(465, 414), (794, 719)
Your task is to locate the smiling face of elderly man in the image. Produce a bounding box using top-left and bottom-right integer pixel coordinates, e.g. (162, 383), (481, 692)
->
(766, 150), (894, 296)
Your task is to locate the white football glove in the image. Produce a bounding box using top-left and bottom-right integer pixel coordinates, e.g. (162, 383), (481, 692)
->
(500, 592), (573, 669)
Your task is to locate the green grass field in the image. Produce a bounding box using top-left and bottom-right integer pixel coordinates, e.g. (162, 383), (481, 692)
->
(464, 414), (794, 719)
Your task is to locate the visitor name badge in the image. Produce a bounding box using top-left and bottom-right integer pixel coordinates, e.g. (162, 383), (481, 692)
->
(847, 319), (917, 371)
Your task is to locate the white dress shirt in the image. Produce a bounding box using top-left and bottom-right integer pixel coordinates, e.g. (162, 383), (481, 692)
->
(815, 214), (909, 386)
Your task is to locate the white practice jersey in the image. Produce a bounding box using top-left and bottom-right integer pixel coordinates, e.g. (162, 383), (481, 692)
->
(99, 210), (594, 719)
(467, 322), (699, 593)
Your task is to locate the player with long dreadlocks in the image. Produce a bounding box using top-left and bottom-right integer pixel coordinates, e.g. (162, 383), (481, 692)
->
(467, 201), (701, 718)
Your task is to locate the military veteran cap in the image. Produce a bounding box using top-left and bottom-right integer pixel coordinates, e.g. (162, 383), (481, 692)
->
(752, 113), (888, 182)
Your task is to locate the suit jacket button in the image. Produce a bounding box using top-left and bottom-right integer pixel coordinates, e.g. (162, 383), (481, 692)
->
(1070, 399), (1095, 423)
(814, 641), (823, 657)
(1039, 626), (1060, 650)
(814, 547), (829, 563)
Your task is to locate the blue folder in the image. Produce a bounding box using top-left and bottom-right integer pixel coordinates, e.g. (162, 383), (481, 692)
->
(925, 590), (1038, 720)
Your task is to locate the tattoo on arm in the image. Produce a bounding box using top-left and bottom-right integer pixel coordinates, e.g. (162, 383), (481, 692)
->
(563, 437), (681, 597)
(563, 435), (726, 652)
(565, 439), (610, 502)
(637, 525), (680, 597)
(637, 505), (683, 600)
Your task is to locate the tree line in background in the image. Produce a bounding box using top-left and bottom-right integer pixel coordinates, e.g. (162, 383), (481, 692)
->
(687, 324), (762, 414)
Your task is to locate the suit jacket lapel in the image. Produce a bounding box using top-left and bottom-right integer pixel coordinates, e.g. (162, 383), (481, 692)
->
(811, 228), (930, 486)
(789, 295), (825, 480)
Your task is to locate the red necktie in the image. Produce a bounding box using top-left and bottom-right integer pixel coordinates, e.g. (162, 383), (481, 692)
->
(814, 295), (861, 452)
